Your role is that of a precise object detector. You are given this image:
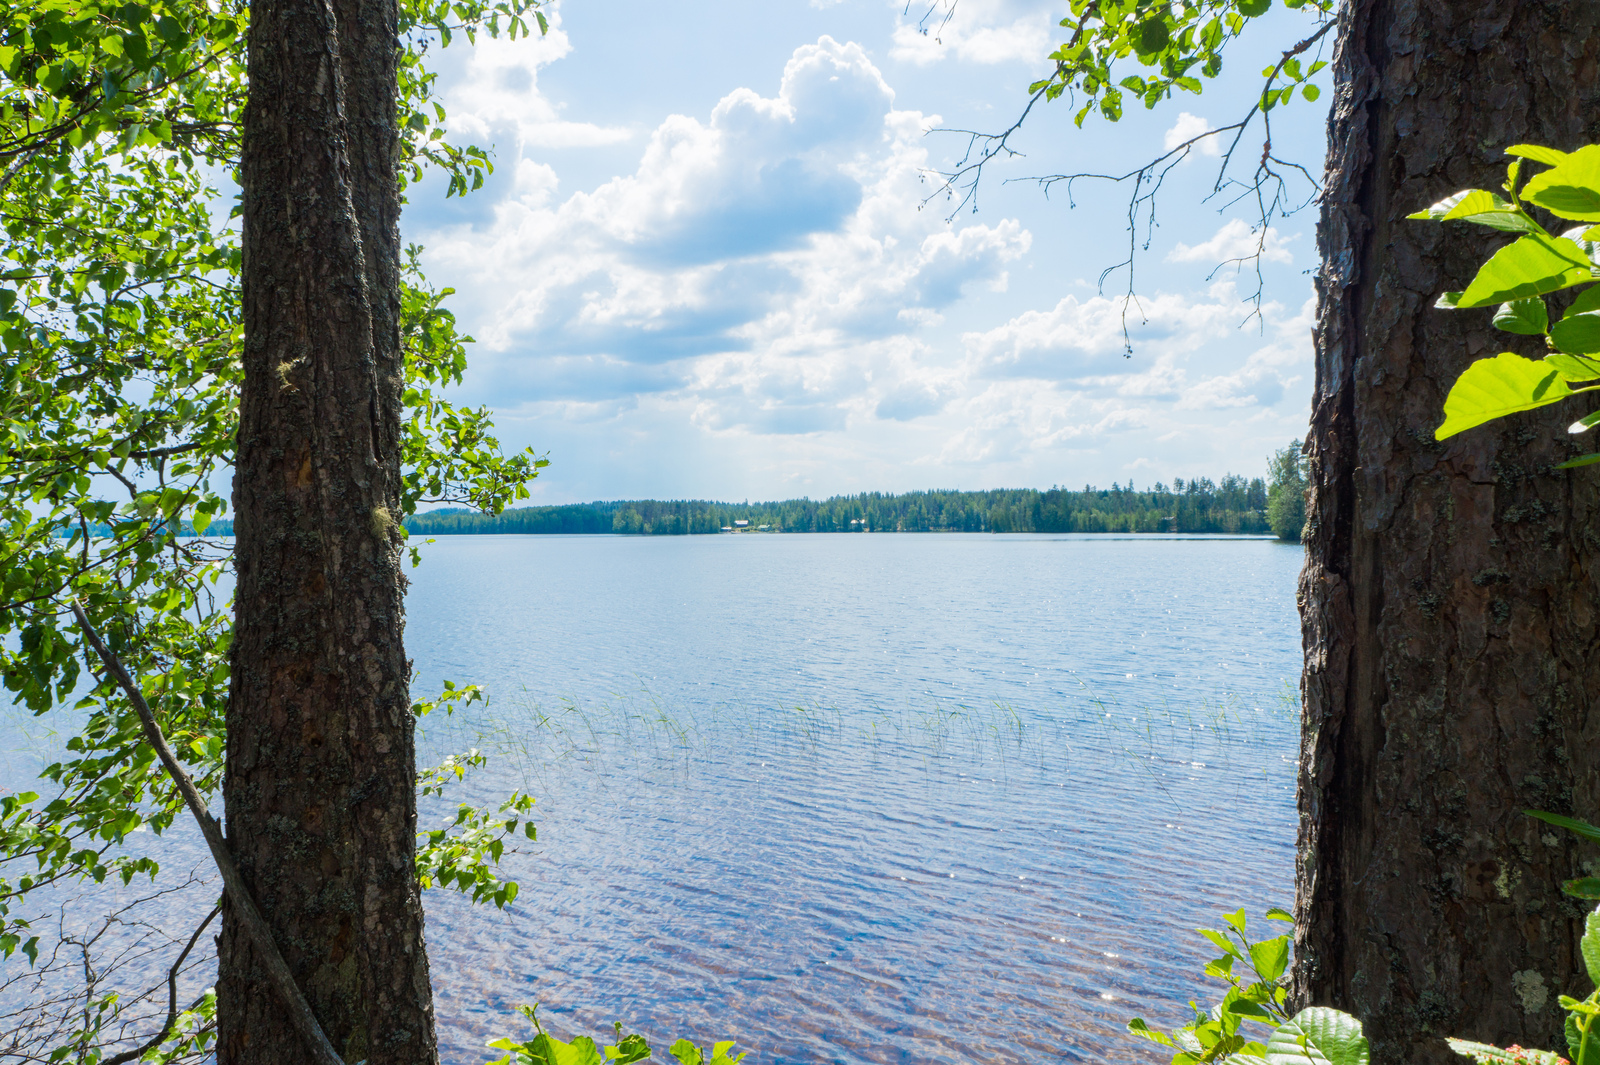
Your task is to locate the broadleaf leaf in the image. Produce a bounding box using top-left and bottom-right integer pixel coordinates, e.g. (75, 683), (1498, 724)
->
(1457, 235), (1594, 309)
(1553, 312), (1600, 354)
(1523, 145), (1600, 222)
(1264, 1008), (1369, 1065)
(1436, 353), (1576, 440)
(1493, 298), (1549, 335)
(1506, 145), (1571, 167)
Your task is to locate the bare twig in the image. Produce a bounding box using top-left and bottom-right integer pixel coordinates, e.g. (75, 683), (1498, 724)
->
(903, 0), (958, 43)
(922, 17), (1336, 344)
(70, 601), (344, 1065)
(101, 904), (220, 1065)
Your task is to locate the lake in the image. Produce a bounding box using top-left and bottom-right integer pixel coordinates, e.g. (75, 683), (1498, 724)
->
(402, 533), (1305, 1064)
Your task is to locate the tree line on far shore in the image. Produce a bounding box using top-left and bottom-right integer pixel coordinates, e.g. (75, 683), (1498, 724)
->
(406, 452), (1311, 540)
(57, 447), (1312, 544)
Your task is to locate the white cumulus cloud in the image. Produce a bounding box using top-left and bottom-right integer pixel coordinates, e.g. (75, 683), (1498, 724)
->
(1168, 218), (1295, 266)
(889, 0), (1062, 67)
(441, 14), (632, 151)
(420, 37), (1031, 436)
(1163, 111), (1222, 157)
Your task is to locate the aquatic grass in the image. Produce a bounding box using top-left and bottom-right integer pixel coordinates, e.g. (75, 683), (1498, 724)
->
(411, 677), (1301, 806)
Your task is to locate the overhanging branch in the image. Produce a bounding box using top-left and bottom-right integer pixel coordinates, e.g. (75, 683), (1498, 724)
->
(70, 602), (344, 1065)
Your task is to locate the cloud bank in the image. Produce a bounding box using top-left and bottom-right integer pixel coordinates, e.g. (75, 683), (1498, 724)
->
(411, 19), (1316, 500)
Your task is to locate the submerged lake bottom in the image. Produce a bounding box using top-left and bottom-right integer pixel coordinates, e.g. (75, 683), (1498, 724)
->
(2, 533), (1304, 1063)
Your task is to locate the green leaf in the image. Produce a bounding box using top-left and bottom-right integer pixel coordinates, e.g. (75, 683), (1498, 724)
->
(1237, 0), (1270, 15)
(1570, 285), (1600, 316)
(1227, 998), (1276, 1021)
(1265, 907), (1295, 922)
(1265, 1008), (1370, 1065)
(1301, 83), (1320, 102)
(669, 1039), (703, 1065)
(1407, 189), (1543, 234)
(516, 1033), (604, 1065)
(1436, 353), (1577, 440)
(1565, 878), (1600, 899)
(1457, 235), (1595, 308)
(1199, 927), (1245, 959)
(1445, 1038), (1566, 1064)
(709, 1040), (746, 1065)
(605, 1035), (652, 1064)
(1526, 809), (1600, 843)
(1133, 17), (1169, 54)
(1582, 906), (1600, 986)
(1443, 190), (1513, 219)
(1493, 298), (1549, 335)
(1553, 311), (1600, 354)
(1523, 145), (1600, 221)
(1507, 145), (1571, 167)
(1436, 291), (1464, 309)
(1250, 936), (1291, 982)
(1545, 353), (1600, 382)
(1557, 453), (1600, 469)
(1128, 1019), (1178, 1047)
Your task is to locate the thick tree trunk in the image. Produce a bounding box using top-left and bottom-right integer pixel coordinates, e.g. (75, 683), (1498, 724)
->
(220, 0), (435, 1058)
(1296, 1), (1600, 1061)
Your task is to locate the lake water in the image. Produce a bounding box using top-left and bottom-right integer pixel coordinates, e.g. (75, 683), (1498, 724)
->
(0, 533), (1304, 1064)
(403, 533), (1305, 1064)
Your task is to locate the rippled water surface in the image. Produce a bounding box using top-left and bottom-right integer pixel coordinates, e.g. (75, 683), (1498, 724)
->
(402, 533), (1305, 1064)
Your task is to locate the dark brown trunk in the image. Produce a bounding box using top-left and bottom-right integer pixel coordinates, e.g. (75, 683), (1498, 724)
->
(220, 0), (434, 1058)
(1297, 0), (1600, 1061)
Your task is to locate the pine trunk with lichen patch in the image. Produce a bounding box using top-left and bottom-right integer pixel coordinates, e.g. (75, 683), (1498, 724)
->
(219, 0), (436, 1058)
(1296, 1), (1600, 1061)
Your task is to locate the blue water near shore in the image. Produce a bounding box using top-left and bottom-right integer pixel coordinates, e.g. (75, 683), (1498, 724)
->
(402, 533), (1305, 1064)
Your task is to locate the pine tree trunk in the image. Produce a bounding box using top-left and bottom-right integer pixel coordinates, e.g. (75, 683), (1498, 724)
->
(1297, 1), (1600, 1060)
(220, 0), (435, 1057)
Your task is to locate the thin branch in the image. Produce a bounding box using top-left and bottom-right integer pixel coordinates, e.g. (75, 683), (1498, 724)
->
(920, 84), (1049, 220)
(903, 0), (958, 43)
(920, 16), (1335, 344)
(70, 602), (344, 1065)
(101, 903), (220, 1065)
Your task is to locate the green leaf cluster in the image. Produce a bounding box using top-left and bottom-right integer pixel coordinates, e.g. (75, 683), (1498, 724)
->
(1031, 0), (1332, 128)
(485, 1005), (747, 1065)
(1419, 145), (1600, 457)
(1127, 908), (1370, 1064)
(0, 0), (546, 1044)
(415, 746), (537, 909)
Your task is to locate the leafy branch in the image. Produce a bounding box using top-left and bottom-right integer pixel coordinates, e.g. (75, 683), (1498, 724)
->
(919, 1), (1334, 344)
(1419, 144), (1600, 454)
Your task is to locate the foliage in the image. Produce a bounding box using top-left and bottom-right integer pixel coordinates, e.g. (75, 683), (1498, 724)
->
(1265, 441), (1305, 542)
(483, 1004), (745, 1065)
(0, 0), (548, 1057)
(1126, 907), (1371, 1064)
(408, 477), (1276, 538)
(1153, 854), (1600, 1064)
(1419, 144), (1600, 452)
(415, 745), (536, 910)
(1032, 0), (1333, 128)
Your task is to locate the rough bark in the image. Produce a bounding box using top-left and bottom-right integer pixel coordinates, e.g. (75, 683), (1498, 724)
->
(1297, 1), (1600, 1061)
(221, 0), (435, 1058)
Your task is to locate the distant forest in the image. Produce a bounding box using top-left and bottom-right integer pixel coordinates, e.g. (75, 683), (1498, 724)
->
(405, 476), (1273, 537)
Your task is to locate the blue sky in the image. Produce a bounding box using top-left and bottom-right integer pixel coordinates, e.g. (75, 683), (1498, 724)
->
(403, 0), (1334, 505)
